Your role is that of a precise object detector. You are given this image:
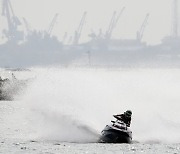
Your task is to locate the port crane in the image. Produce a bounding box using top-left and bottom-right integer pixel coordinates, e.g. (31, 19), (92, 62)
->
(105, 7), (125, 40)
(1, 0), (23, 42)
(136, 13), (149, 42)
(73, 11), (87, 45)
(47, 13), (59, 35)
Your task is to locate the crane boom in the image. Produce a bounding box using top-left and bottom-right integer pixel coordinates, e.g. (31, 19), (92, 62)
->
(105, 7), (125, 39)
(73, 11), (87, 45)
(105, 11), (116, 39)
(137, 13), (149, 41)
(47, 13), (59, 35)
(113, 7), (125, 29)
(172, 0), (178, 37)
(7, 0), (15, 16)
(2, 0), (12, 32)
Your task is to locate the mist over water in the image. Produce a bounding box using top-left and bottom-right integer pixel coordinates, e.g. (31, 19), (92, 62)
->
(19, 67), (180, 143)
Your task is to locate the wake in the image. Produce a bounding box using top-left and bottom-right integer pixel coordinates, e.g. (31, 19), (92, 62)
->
(16, 67), (180, 143)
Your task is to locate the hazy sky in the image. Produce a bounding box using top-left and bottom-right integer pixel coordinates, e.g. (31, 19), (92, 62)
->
(0, 0), (179, 44)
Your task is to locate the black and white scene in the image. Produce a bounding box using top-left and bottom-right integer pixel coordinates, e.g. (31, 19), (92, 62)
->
(0, 0), (180, 153)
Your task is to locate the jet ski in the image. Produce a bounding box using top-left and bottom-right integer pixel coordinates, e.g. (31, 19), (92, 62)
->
(0, 74), (29, 100)
(99, 117), (132, 143)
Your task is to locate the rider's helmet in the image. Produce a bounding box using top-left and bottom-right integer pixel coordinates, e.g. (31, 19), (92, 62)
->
(124, 110), (132, 118)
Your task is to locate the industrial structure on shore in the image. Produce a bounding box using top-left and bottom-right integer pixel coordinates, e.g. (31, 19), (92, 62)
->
(0, 0), (179, 68)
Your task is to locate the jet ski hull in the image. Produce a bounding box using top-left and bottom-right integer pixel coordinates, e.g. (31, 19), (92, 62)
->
(99, 125), (132, 143)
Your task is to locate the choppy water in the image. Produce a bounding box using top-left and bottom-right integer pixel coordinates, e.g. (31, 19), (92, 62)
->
(1, 67), (180, 153)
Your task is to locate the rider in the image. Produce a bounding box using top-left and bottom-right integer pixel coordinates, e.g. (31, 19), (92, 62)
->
(113, 110), (132, 127)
